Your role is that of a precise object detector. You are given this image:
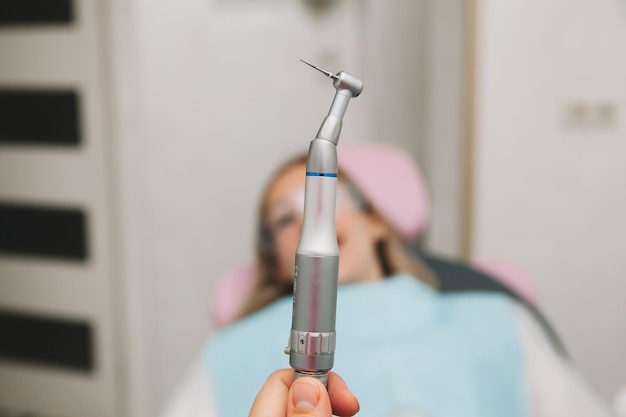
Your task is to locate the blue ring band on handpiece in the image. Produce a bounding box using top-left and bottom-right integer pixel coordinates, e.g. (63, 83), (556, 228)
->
(306, 172), (338, 177)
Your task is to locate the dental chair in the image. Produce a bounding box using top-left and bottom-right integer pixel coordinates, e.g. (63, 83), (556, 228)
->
(211, 142), (565, 355)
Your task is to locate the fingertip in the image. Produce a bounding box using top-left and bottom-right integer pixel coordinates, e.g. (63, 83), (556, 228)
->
(266, 368), (295, 388)
(288, 377), (333, 417)
(328, 372), (360, 416)
(291, 378), (322, 411)
(249, 369), (294, 417)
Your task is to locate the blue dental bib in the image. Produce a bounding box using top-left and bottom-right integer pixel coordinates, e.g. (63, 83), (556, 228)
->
(205, 275), (528, 417)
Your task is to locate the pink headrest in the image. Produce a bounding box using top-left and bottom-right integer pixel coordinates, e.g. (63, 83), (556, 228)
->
(211, 264), (256, 327)
(472, 257), (538, 305)
(338, 142), (430, 241)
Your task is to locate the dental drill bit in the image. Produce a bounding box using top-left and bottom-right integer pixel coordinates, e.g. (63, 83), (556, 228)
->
(300, 59), (339, 80)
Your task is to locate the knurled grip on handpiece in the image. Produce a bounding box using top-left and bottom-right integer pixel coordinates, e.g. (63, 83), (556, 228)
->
(289, 330), (336, 361)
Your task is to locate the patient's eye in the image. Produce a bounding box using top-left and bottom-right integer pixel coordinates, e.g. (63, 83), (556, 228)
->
(271, 212), (298, 233)
(265, 189), (305, 236)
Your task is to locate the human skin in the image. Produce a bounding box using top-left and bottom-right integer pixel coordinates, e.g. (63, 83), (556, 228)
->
(248, 369), (360, 417)
(263, 162), (387, 287)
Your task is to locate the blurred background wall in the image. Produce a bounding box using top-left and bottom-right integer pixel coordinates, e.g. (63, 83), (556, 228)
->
(0, 0), (623, 416)
(473, 0), (626, 400)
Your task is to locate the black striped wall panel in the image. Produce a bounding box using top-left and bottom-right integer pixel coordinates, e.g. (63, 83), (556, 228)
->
(0, 309), (93, 371)
(0, 0), (74, 26)
(0, 202), (88, 261)
(0, 89), (81, 146)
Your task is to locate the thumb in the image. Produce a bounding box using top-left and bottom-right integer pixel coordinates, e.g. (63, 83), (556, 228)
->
(288, 377), (333, 417)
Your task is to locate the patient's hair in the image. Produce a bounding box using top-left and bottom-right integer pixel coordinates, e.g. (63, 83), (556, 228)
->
(234, 155), (438, 321)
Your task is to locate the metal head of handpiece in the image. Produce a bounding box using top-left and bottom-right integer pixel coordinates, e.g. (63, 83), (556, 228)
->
(300, 59), (364, 144)
(300, 59), (363, 98)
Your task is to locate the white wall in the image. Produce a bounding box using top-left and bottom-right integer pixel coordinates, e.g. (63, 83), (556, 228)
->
(133, 0), (431, 408)
(474, 0), (626, 399)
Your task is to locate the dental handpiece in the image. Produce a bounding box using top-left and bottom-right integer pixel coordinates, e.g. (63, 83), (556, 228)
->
(285, 60), (363, 386)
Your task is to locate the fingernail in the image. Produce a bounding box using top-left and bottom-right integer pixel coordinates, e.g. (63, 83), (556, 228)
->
(292, 379), (320, 411)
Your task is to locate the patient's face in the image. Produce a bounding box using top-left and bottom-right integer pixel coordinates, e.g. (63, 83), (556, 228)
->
(264, 162), (385, 286)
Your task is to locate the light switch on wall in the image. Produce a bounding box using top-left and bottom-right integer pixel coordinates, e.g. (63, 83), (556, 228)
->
(563, 91), (620, 129)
